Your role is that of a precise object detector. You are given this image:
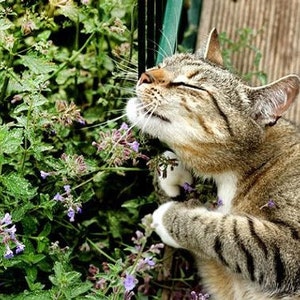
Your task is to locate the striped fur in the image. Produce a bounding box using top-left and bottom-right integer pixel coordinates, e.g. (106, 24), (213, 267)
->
(126, 29), (300, 299)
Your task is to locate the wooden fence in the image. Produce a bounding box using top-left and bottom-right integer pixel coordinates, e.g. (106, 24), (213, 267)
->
(198, 0), (300, 124)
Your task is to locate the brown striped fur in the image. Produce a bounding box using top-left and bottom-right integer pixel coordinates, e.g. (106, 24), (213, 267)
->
(126, 29), (300, 299)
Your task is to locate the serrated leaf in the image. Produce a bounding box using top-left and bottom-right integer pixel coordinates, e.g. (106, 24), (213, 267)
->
(0, 126), (23, 154)
(19, 55), (57, 75)
(13, 203), (35, 223)
(57, 2), (79, 22)
(31, 93), (49, 107)
(0, 18), (13, 31)
(8, 290), (52, 300)
(1, 173), (37, 200)
(21, 253), (46, 264)
(70, 281), (93, 298)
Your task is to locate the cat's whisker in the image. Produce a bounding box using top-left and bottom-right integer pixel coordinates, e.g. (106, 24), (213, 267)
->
(158, 28), (175, 60)
(146, 39), (168, 66)
(81, 114), (128, 130)
(99, 100), (157, 163)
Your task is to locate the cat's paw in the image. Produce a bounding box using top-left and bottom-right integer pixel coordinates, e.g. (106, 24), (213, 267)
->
(151, 201), (181, 248)
(158, 151), (193, 198)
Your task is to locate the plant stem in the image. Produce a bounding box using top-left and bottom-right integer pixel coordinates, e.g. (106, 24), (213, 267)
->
(46, 32), (95, 82)
(87, 238), (116, 263)
(0, 42), (18, 104)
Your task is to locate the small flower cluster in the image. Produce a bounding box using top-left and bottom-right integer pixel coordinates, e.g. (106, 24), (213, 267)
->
(55, 100), (85, 126)
(54, 185), (82, 222)
(87, 215), (164, 298)
(183, 182), (195, 193)
(60, 153), (88, 177)
(147, 154), (178, 179)
(191, 291), (210, 300)
(92, 123), (148, 167)
(109, 18), (127, 34)
(40, 153), (87, 180)
(0, 213), (25, 259)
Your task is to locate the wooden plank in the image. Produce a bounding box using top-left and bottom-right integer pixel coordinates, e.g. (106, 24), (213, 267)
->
(197, 0), (300, 124)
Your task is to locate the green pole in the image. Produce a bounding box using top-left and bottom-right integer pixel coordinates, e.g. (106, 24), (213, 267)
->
(156, 0), (184, 64)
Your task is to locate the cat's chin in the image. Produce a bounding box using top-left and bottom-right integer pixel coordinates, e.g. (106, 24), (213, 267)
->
(126, 97), (170, 137)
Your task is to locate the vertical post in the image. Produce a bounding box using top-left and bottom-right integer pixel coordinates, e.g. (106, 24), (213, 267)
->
(138, 0), (146, 77)
(156, 0), (184, 64)
(147, 0), (155, 68)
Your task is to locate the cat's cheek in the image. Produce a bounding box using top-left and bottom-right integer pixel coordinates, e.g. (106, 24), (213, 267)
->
(151, 202), (181, 248)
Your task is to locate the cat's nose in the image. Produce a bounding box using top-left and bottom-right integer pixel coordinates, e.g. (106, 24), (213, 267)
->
(138, 72), (153, 85)
(138, 69), (172, 86)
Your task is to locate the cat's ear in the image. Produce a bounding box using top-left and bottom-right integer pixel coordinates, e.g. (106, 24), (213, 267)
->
(248, 75), (300, 126)
(198, 28), (223, 66)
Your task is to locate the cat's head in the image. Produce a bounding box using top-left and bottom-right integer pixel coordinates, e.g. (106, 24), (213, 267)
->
(126, 29), (300, 155)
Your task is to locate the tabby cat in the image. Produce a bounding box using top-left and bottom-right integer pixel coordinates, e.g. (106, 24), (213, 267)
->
(126, 29), (300, 300)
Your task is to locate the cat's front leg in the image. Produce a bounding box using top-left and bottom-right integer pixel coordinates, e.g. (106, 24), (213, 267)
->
(151, 201), (181, 248)
(152, 199), (205, 249)
(152, 151), (196, 248)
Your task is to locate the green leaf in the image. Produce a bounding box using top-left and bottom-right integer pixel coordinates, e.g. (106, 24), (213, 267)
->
(38, 222), (52, 238)
(13, 202), (35, 223)
(70, 282), (93, 298)
(1, 173), (37, 200)
(3, 290), (52, 300)
(55, 68), (75, 85)
(19, 55), (57, 75)
(21, 253), (46, 264)
(57, 2), (79, 22)
(0, 126), (23, 154)
(0, 18), (12, 31)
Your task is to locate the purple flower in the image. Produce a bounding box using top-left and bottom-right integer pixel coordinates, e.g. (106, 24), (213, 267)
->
(148, 243), (164, 254)
(64, 185), (71, 194)
(129, 141), (139, 152)
(40, 171), (50, 179)
(123, 274), (137, 291)
(267, 200), (276, 208)
(1, 213), (12, 225)
(54, 193), (64, 201)
(120, 122), (129, 130)
(260, 199), (277, 210)
(137, 257), (156, 271)
(144, 257), (155, 267)
(183, 182), (194, 193)
(5, 225), (16, 239)
(15, 242), (25, 254)
(67, 207), (75, 222)
(4, 246), (14, 259)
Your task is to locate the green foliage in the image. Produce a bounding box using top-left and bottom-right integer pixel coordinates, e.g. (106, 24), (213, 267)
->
(219, 28), (268, 84)
(0, 0), (162, 299)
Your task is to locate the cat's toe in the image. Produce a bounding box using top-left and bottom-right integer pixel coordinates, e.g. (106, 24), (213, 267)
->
(152, 201), (181, 248)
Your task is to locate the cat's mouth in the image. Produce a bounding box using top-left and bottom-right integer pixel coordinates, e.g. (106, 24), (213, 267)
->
(143, 108), (171, 123)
